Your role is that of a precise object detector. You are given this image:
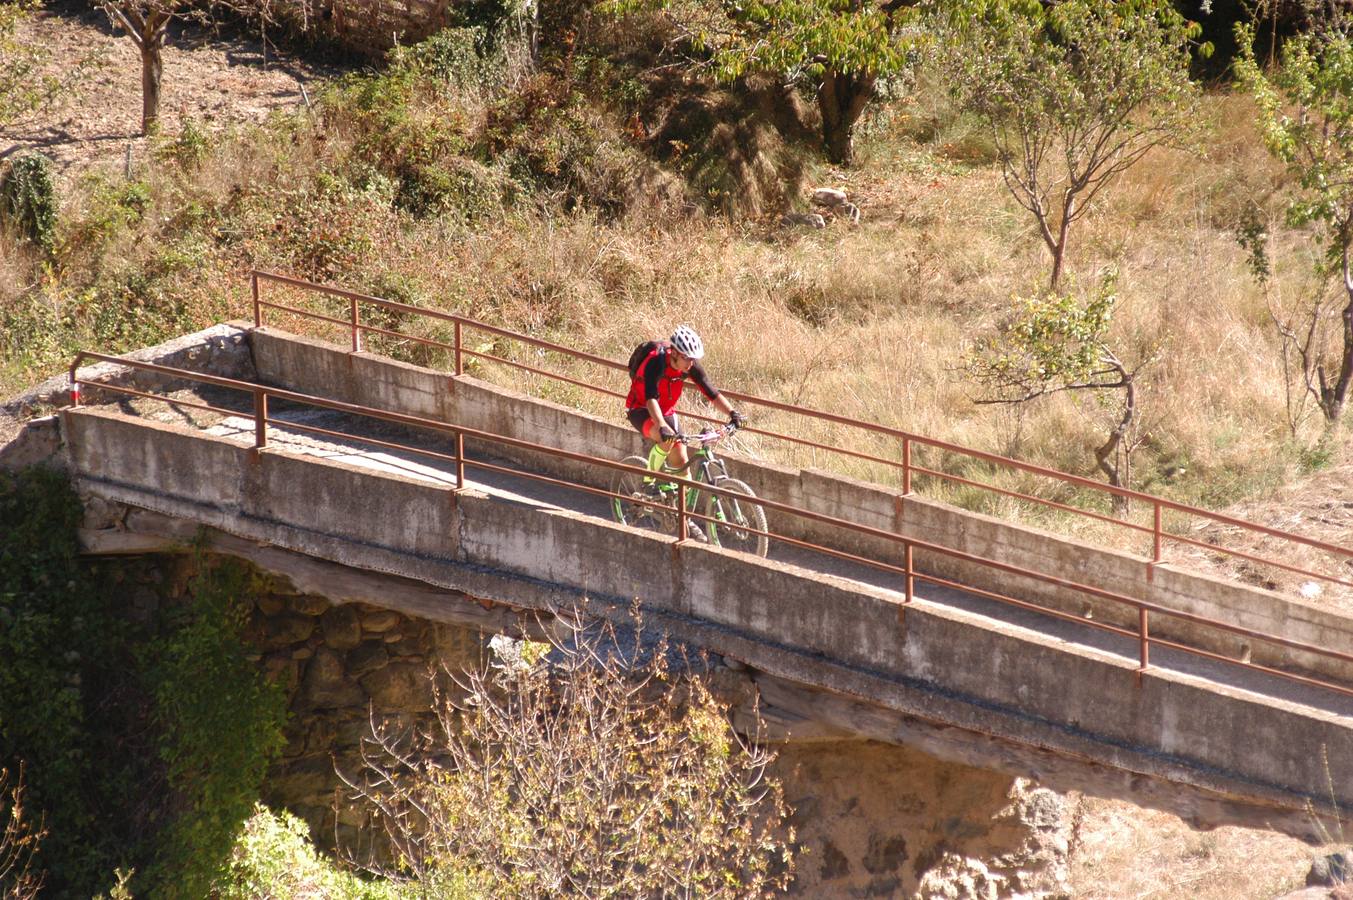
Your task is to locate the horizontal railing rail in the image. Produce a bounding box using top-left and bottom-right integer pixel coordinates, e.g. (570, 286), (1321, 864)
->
(248, 269), (1353, 595)
(67, 351), (1353, 701)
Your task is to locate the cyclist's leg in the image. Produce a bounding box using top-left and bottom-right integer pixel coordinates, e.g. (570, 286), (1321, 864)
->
(627, 409), (678, 492)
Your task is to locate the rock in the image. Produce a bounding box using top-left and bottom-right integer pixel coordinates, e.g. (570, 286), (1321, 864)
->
(291, 595), (329, 616)
(360, 661), (434, 711)
(1309, 850), (1353, 886)
(262, 653), (300, 693)
(362, 609), (403, 633)
(863, 834), (909, 875)
(781, 212), (826, 229)
(432, 624), (485, 667)
(300, 647), (364, 709)
(1276, 887), (1337, 899)
(321, 605), (363, 650)
(812, 187), (849, 208)
(256, 594), (285, 617)
(347, 643), (390, 678)
(259, 612), (316, 648)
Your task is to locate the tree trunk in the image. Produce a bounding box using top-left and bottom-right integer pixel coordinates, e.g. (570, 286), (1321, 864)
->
(1321, 235), (1353, 427)
(1094, 374), (1135, 516)
(818, 68), (876, 167)
(140, 36), (162, 135)
(1049, 196), (1074, 290)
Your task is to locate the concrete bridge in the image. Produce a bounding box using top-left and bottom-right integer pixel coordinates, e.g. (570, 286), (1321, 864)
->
(7, 311), (1353, 857)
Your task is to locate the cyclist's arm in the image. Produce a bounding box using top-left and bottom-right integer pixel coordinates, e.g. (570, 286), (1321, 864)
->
(689, 363), (735, 417)
(646, 397), (668, 432)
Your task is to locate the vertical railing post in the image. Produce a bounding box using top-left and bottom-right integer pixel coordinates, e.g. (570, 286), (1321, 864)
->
(904, 541), (914, 604)
(251, 271), (262, 327)
(1138, 607), (1150, 675)
(1149, 500), (1162, 583)
(68, 360), (81, 408)
(350, 295), (362, 353)
(254, 389), (268, 452)
(454, 432), (465, 491)
(902, 435), (912, 495)
(676, 480), (688, 542)
(454, 320), (464, 376)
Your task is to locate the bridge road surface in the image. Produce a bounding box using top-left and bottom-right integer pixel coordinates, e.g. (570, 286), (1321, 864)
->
(110, 389), (1353, 725)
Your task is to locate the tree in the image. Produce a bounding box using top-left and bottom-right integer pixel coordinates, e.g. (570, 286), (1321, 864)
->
(339, 610), (795, 898)
(942, 0), (1205, 289)
(965, 272), (1155, 512)
(98, 1), (309, 135)
(1236, 14), (1353, 429)
(605, 0), (925, 165)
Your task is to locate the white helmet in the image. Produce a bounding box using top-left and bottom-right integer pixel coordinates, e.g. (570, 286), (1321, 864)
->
(670, 324), (705, 360)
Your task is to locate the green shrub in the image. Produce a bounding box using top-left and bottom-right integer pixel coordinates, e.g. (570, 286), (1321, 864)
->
(156, 117), (212, 170)
(391, 27), (494, 87)
(217, 805), (402, 900)
(0, 152), (57, 252)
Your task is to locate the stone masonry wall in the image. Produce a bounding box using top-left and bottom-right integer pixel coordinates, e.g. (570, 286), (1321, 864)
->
(244, 587), (488, 845)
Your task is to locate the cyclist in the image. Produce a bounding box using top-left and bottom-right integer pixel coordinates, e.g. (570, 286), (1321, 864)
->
(624, 325), (746, 479)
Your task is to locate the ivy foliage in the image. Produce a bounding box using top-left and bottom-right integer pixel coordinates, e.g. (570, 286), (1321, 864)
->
(0, 152), (57, 253)
(0, 466), (128, 895)
(142, 557), (289, 899)
(0, 468), (288, 898)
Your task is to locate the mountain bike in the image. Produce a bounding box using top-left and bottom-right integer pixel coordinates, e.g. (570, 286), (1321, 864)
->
(610, 423), (770, 558)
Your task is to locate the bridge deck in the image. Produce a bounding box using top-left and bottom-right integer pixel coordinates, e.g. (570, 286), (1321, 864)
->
(107, 387), (1353, 724)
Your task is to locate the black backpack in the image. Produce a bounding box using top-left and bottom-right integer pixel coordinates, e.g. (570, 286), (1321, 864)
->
(626, 340), (668, 380)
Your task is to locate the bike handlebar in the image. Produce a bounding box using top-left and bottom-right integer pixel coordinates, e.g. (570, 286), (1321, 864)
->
(678, 422), (738, 446)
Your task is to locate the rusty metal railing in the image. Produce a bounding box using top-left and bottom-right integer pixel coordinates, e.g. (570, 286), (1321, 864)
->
(248, 269), (1353, 596)
(65, 351), (1353, 701)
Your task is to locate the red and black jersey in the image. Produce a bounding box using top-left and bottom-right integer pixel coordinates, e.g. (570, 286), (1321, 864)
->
(624, 345), (719, 414)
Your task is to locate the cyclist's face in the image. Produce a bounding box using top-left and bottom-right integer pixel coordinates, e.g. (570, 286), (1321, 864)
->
(670, 350), (694, 372)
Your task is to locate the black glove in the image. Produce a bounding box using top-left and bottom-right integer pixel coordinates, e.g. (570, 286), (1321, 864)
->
(729, 410), (747, 428)
(658, 424), (677, 442)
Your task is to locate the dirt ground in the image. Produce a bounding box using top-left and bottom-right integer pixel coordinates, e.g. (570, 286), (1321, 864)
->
(3, 6), (1347, 897)
(0, 0), (343, 180)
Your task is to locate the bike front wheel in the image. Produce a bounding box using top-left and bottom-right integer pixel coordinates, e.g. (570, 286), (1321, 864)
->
(611, 455), (672, 534)
(703, 478), (769, 558)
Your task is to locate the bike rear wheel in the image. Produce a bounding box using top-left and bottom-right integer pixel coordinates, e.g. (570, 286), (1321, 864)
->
(611, 455), (672, 533)
(703, 478), (769, 557)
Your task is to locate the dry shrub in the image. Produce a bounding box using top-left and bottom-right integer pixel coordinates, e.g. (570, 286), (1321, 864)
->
(0, 766), (45, 900)
(338, 610), (795, 898)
